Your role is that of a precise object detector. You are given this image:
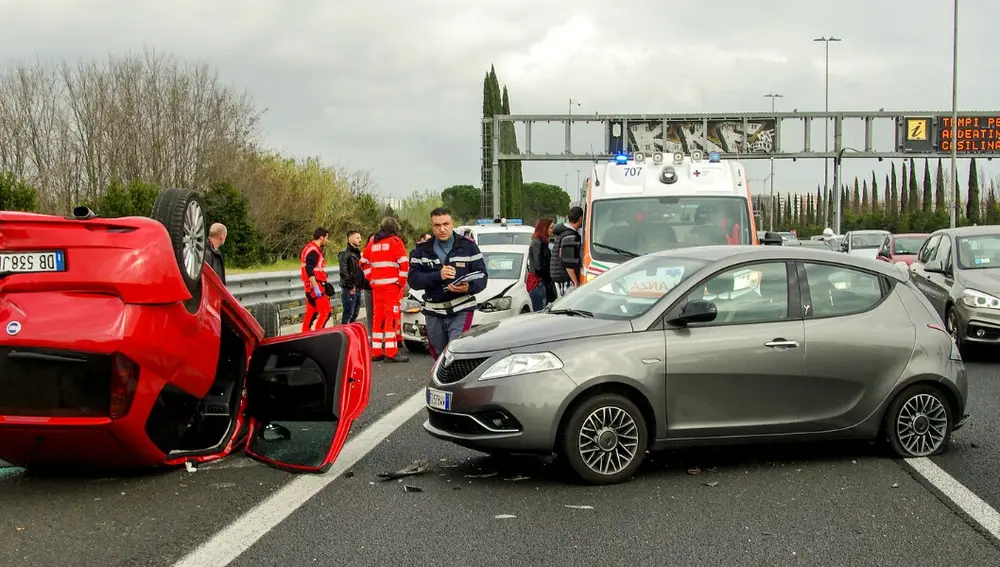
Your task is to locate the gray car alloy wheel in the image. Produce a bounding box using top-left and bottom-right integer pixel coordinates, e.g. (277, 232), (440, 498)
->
(945, 308), (959, 339)
(895, 393), (949, 456)
(182, 200), (206, 280)
(578, 406), (640, 476)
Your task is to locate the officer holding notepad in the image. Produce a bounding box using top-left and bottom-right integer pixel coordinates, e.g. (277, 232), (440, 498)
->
(408, 207), (489, 358)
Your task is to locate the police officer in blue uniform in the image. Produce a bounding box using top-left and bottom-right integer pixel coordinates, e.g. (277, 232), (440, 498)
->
(408, 207), (488, 358)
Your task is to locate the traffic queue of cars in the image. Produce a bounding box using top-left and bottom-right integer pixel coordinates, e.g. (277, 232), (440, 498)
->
(0, 157), (985, 489)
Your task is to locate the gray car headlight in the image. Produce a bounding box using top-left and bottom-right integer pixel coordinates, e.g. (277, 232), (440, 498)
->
(478, 352), (563, 381)
(481, 297), (513, 312)
(961, 289), (1000, 310)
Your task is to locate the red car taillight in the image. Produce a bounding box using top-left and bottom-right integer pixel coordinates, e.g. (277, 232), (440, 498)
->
(109, 353), (139, 419)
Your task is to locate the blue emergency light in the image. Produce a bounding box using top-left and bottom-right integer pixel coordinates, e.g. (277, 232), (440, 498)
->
(708, 151), (721, 163)
(476, 218), (524, 225)
(614, 152), (629, 164)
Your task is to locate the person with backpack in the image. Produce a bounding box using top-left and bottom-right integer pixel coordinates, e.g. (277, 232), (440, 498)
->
(549, 206), (584, 297)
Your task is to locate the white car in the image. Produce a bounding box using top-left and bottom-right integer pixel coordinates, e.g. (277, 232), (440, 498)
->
(400, 243), (533, 352)
(455, 218), (534, 246)
(840, 229), (891, 259)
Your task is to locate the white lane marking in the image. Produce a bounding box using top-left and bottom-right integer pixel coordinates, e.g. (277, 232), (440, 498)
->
(172, 389), (426, 567)
(904, 457), (1000, 540)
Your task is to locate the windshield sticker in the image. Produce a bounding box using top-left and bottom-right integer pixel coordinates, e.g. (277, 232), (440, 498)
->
(608, 266), (687, 298)
(488, 258), (515, 271)
(974, 257), (991, 265)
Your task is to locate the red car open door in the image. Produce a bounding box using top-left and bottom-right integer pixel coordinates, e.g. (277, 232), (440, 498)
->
(243, 322), (371, 473)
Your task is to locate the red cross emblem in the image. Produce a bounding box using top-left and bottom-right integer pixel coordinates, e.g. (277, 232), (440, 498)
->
(693, 170), (701, 177)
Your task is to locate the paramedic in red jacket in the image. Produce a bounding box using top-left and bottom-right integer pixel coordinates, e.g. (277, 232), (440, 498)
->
(360, 217), (410, 363)
(300, 227), (332, 332)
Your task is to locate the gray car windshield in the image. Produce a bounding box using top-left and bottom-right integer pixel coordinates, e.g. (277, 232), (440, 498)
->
(548, 255), (707, 319)
(483, 252), (523, 280)
(588, 196), (750, 262)
(957, 235), (1000, 269)
(851, 233), (888, 248)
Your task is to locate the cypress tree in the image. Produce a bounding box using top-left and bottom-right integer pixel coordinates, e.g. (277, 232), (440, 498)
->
(904, 161), (910, 216)
(871, 172), (880, 213)
(500, 85), (522, 217)
(934, 157), (946, 213)
(481, 72), (494, 216)
(488, 67), (504, 215)
(921, 158), (933, 213)
(908, 157), (920, 212)
(862, 179), (869, 213)
(852, 177), (861, 214)
(968, 157), (981, 224)
(954, 163), (962, 224)
(889, 164), (899, 216)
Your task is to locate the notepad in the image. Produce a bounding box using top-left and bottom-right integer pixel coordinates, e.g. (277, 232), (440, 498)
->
(452, 270), (485, 285)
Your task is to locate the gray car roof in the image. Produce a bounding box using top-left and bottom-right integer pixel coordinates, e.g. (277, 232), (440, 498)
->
(931, 225), (1000, 237)
(649, 245), (908, 281)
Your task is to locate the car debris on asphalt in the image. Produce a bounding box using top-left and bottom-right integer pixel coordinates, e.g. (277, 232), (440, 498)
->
(377, 459), (430, 481)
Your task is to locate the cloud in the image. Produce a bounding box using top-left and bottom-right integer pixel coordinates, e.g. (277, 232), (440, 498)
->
(0, 0), (997, 201)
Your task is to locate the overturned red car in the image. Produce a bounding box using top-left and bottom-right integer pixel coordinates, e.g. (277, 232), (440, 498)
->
(0, 188), (371, 473)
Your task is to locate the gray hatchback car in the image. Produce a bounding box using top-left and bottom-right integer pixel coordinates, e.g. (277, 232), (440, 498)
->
(423, 246), (969, 485)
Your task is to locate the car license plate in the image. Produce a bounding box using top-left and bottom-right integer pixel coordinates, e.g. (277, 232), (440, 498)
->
(0, 251), (65, 274)
(426, 387), (452, 411)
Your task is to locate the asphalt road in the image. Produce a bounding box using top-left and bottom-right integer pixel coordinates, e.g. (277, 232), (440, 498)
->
(4, 346), (1000, 567)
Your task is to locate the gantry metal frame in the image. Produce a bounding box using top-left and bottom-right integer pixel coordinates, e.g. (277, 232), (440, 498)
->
(481, 110), (1000, 234)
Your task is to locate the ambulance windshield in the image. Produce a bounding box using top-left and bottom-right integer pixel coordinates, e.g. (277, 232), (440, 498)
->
(589, 196), (751, 262)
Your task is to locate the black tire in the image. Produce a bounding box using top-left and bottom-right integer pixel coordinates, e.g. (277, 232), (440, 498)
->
(404, 340), (426, 353)
(250, 303), (281, 338)
(883, 384), (953, 458)
(945, 305), (973, 359)
(558, 393), (648, 485)
(151, 188), (206, 298)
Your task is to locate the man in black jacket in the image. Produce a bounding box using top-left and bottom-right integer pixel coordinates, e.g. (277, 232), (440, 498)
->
(204, 223), (227, 284)
(549, 206), (584, 297)
(337, 230), (365, 324)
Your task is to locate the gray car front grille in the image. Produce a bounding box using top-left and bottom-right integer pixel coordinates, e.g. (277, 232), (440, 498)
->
(436, 357), (489, 384)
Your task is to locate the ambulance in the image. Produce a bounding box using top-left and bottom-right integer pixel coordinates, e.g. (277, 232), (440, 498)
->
(578, 149), (760, 295)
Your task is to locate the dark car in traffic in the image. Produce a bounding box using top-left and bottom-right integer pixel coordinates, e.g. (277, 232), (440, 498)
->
(908, 226), (1000, 357)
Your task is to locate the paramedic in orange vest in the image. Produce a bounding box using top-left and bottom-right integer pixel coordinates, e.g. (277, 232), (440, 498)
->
(300, 227), (332, 332)
(360, 217), (410, 363)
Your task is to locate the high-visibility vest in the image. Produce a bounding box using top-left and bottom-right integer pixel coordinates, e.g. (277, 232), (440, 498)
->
(300, 241), (327, 292)
(360, 234), (409, 288)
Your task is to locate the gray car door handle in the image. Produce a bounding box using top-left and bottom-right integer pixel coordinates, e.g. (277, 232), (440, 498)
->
(764, 339), (799, 348)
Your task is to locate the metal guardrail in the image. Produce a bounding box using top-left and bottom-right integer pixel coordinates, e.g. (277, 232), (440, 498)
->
(227, 268), (341, 324)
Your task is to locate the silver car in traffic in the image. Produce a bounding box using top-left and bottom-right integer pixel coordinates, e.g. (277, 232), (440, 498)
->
(423, 245), (969, 485)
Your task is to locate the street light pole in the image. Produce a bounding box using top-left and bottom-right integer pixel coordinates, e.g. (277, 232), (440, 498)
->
(569, 98), (581, 115)
(764, 93), (784, 231)
(814, 36), (841, 229)
(950, 0), (959, 227)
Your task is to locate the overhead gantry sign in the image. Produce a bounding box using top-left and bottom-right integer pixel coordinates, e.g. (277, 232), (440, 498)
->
(479, 110), (1000, 218)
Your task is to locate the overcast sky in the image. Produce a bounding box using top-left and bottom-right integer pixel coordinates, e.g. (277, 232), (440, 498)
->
(2, 0), (999, 202)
